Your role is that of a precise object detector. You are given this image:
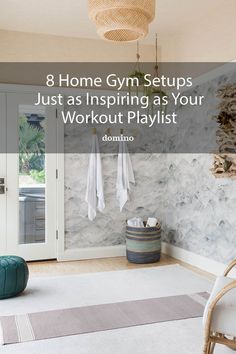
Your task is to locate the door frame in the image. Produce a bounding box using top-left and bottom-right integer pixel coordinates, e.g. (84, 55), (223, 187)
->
(0, 93), (7, 255)
(0, 84), (65, 260)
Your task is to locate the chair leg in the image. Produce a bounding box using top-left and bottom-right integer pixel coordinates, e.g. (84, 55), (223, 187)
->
(203, 340), (211, 354)
(209, 342), (215, 354)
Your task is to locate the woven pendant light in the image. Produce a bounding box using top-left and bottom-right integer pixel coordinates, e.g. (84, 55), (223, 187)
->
(88, 0), (156, 42)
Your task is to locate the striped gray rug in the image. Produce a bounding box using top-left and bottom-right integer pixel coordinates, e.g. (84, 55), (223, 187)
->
(0, 292), (208, 345)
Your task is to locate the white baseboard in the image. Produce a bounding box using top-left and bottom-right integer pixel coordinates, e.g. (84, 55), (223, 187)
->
(58, 241), (232, 277)
(58, 245), (126, 261)
(162, 242), (228, 276)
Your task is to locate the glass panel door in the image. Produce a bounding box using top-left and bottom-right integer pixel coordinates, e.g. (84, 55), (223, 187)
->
(6, 93), (57, 260)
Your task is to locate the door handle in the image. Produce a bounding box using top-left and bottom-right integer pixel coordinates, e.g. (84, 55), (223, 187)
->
(0, 185), (5, 194)
(0, 178), (5, 194)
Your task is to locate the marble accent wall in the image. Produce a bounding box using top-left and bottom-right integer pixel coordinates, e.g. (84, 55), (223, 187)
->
(161, 67), (236, 263)
(65, 152), (236, 263)
(65, 153), (168, 249)
(162, 154), (236, 263)
(65, 66), (236, 263)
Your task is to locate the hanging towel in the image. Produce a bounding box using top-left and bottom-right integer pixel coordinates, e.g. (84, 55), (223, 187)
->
(116, 138), (135, 211)
(85, 134), (105, 221)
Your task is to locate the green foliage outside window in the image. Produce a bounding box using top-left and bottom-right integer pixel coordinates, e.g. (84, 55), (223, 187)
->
(19, 116), (45, 183)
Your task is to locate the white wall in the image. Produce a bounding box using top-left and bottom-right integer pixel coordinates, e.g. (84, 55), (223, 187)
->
(159, 1), (236, 62)
(159, 32), (236, 63)
(0, 29), (155, 62)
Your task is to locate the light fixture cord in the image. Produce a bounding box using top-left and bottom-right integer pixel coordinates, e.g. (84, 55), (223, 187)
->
(135, 41), (141, 71)
(155, 33), (159, 76)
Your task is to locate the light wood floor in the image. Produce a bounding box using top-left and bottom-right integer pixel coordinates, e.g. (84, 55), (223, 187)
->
(27, 254), (215, 280)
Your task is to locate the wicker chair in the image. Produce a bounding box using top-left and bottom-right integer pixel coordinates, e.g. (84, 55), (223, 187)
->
(203, 259), (236, 354)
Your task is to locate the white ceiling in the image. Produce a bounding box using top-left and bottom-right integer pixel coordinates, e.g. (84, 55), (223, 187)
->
(0, 0), (232, 43)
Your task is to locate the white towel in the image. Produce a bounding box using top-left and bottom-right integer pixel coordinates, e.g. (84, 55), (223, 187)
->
(116, 138), (135, 211)
(85, 134), (105, 221)
(127, 217), (144, 227)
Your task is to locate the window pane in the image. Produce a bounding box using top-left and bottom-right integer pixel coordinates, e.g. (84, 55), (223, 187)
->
(19, 105), (46, 244)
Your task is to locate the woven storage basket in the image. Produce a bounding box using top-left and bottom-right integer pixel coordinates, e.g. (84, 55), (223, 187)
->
(126, 222), (161, 264)
(88, 0), (155, 42)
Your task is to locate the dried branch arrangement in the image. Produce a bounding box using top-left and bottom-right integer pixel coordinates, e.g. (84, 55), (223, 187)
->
(211, 154), (236, 178)
(211, 83), (236, 178)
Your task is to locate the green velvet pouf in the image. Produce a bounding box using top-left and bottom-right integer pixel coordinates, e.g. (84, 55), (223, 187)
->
(0, 256), (29, 300)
